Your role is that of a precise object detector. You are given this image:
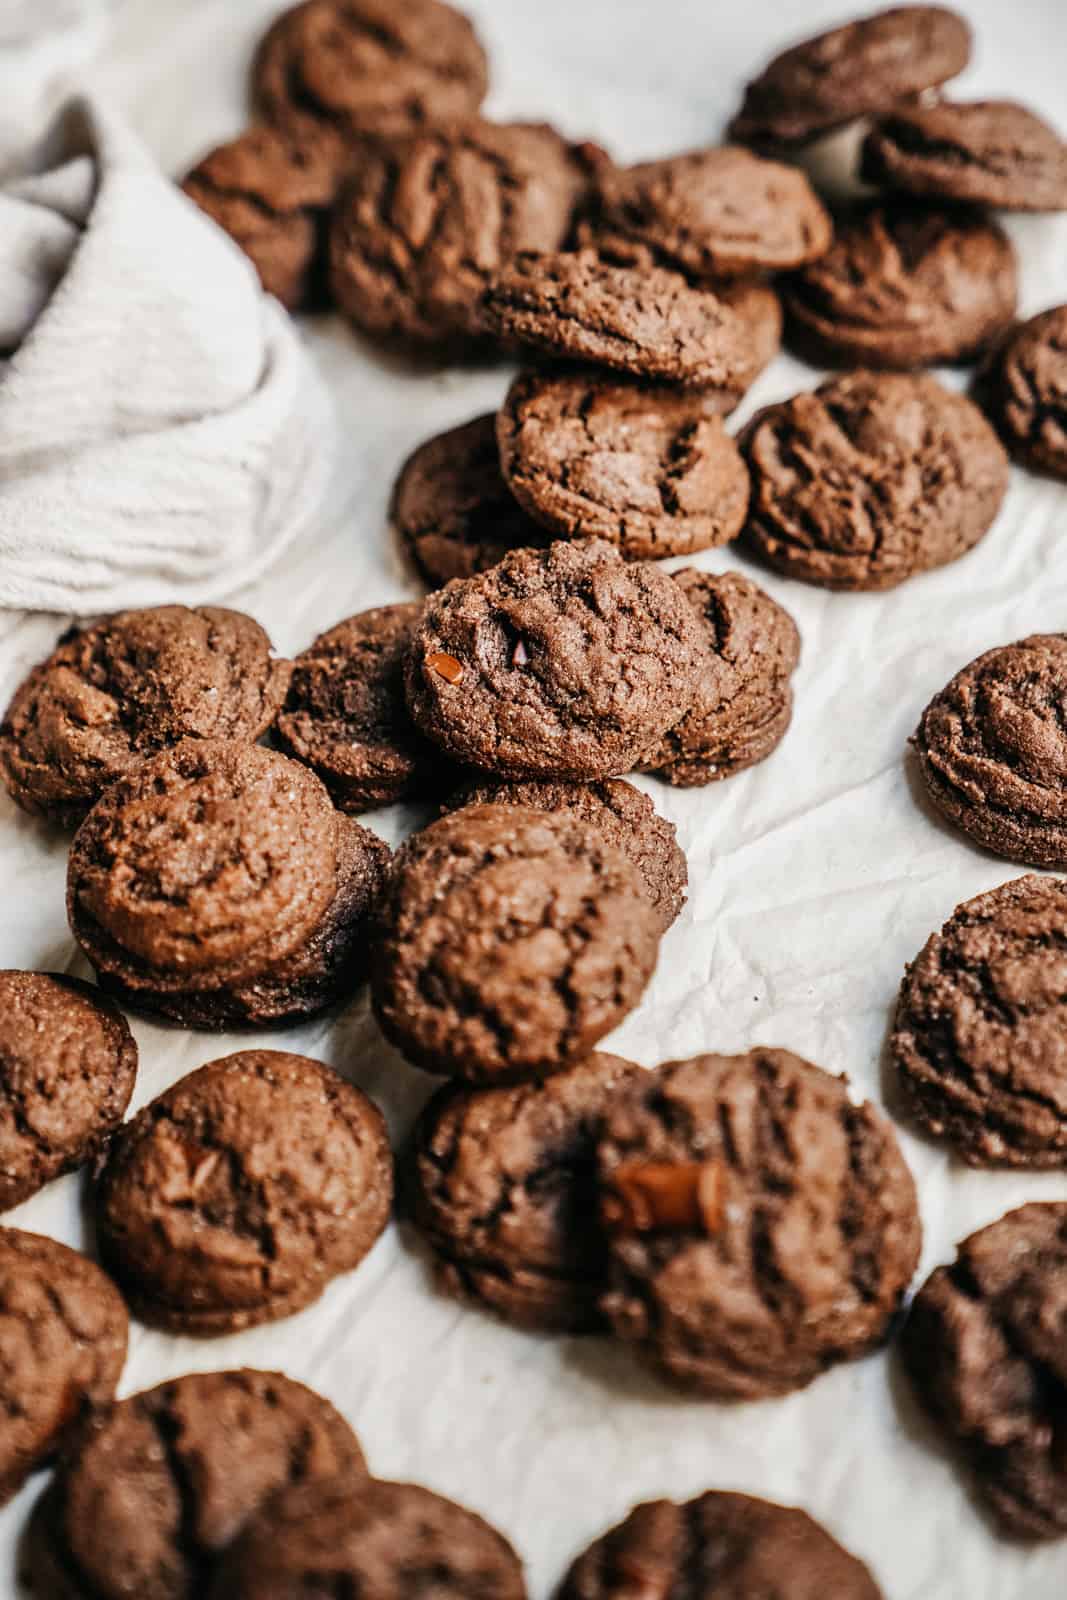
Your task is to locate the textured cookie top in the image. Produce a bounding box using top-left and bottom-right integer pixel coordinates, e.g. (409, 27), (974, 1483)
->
(68, 739), (340, 991)
(253, 0), (489, 142)
(405, 539), (706, 779)
(640, 570), (801, 787)
(392, 414), (549, 587)
(183, 124), (338, 215)
(903, 1203), (1067, 1540)
(729, 4), (972, 148)
(210, 1476), (526, 1600)
(371, 805), (661, 1082)
(742, 371), (1009, 590)
(497, 369), (750, 561)
(31, 1369), (366, 1600)
(95, 1051), (392, 1331)
(893, 875), (1067, 1167)
(0, 970), (137, 1212)
(481, 250), (757, 389)
(561, 1491), (882, 1600)
(330, 121), (587, 345)
(591, 146), (833, 279)
(0, 606), (289, 828)
(597, 1049), (921, 1398)
(915, 635), (1067, 868)
(785, 202), (1018, 368)
(863, 100), (1067, 211)
(979, 304), (1067, 479)
(0, 1229), (127, 1507)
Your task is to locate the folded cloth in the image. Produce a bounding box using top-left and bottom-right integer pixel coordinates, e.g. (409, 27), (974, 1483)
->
(0, 97), (334, 613)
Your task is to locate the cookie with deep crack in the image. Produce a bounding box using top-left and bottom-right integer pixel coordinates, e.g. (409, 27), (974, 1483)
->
(25, 1368), (367, 1599)
(784, 202), (1018, 370)
(977, 305), (1067, 480)
(371, 805), (661, 1082)
(561, 1491), (883, 1599)
(496, 369), (749, 561)
(863, 100), (1067, 212)
(902, 1203), (1067, 1540)
(0, 607), (289, 829)
(94, 1050), (393, 1332)
(0, 970), (136, 1212)
(742, 371), (1009, 591)
(892, 875), (1067, 1167)
(0, 1230), (127, 1508)
(410, 1052), (640, 1331)
(597, 1049), (921, 1398)
(639, 570), (800, 787)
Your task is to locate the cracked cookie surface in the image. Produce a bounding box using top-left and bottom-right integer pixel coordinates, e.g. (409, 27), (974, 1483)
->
(863, 100), (1067, 211)
(977, 305), (1067, 480)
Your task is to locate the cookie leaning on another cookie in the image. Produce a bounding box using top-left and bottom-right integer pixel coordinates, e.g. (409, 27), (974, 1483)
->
(863, 100), (1067, 212)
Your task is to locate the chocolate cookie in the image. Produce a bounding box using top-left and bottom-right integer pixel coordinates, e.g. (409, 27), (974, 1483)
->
(0, 971), (136, 1212)
(496, 369), (749, 561)
(410, 1052), (640, 1331)
(95, 1050), (392, 1333)
(914, 636), (1067, 867)
(0, 606), (289, 829)
(902, 1203), (1067, 1540)
(0, 1230), (126, 1507)
(863, 100), (1067, 212)
(729, 5), (972, 150)
(561, 1492), (882, 1599)
(252, 0), (489, 145)
(597, 1049), (921, 1398)
(639, 570), (801, 788)
(892, 875), (1067, 1168)
(25, 1368), (367, 1599)
(330, 120), (587, 348)
(276, 602), (440, 810)
(719, 279), (783, 385)
(391, 414), (549, 588)
(784, 202), (1018, 370)
(977, 305), (1067, 480)
(404, 540), (706, 780)
(371, 805), (661, 1082)
(589, 147), (832, 280)
(448, 777), (687, 932)
(209, 1476), (526, 1600)
(742, 371), (1009, 591)
(181, 124), (340, 309)
(480, 250), (758, 390)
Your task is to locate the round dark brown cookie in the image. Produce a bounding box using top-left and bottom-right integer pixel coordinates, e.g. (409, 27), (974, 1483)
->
(742, 371), (1009, 591)
(914, 636), (1067, 868)
(252, 0), (489, 145)
(330, 121), (588, 348)
(729, 5), (972, 150)
(392, 414), (549, 587)
(589, 146), (832, 280)
(0, 607), (289, 829)
(371, 805), (661, 1083)
(448, 777), (687, 933)
(496, 369), (749, 561)
(405, 539), (707, 780)
(977, 305), (1067, 480)
(639, 570), (801, 788)
(94, 1050), (392, 1333)
(784, 201), (1018, 370)
(0, 971), (136, 1212)
(181, 124), (340, 310)
(719, 278), (783, 385)
(25, 1368), (367, 1600)
(276, 602), (441, 810)
(863, 100), (1067, 212)
(561, 1492), (882, 1599)
(597, 1048), (921, 1398)
(208, 1476), (526, 1600)
(480, 250), (758, 390)
(902, 1203), (1067, 1540)
(0, 1229), (126, 1508)
(409, 1051), (640, 1331)
(891, 874), (1067, 1168)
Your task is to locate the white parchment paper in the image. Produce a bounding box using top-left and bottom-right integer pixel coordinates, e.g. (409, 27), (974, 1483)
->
(1, 0), (1067, 1593)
